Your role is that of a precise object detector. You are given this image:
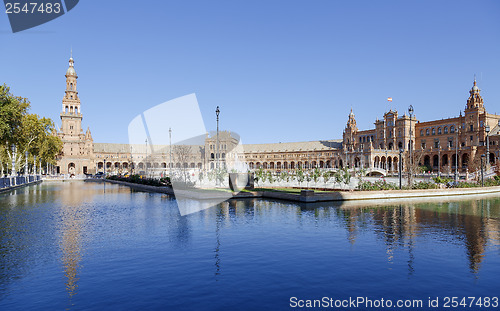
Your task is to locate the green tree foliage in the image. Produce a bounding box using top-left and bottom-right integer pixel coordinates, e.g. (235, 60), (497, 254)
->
(0, 84), (62, 174)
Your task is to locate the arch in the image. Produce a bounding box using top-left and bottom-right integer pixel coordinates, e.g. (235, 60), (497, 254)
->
(442, 154), (448, 166)
(420, 130), (424, 136)
(297, 161), (302, 169)
(320, 160), (324, 168)
(388, 142), (393, 150)
(263, 162), (268, 169)
(489, 152), (495, 164)
(190, 163), (195, 168)
(462, 153), (469, 168)
(326, 160), (331, 168)
(256, 162), (261, 169)
(433, 155), (439, 168)
(146, 163), (152, 168)
(114, 162), (120, 168)
(153, 162), (159, 168)
(387, 157), (393, 171)
(450, 126), (455, 133)
(106, 162), (112, 169)
(197, 163), (202, 169)
(374, 156), (380, 168)
(398, 141), (403, 149)
(270, 162), (275, 169)
(381, 156), (386, 169)
(437, 127), (442, 135)
(122, 162), (129, 169)
(393, 157), (399, 171)
(444, 126), (448, 134)
(161, 162), (167, 168)
(290, 161), (295, 169)
(431, 128), (436, 135)
(426, 129), (430, 136)
(249, 162), (254, 170)
(354, 157), (360, 168)
(276, 162), (282, 170)
(98, 162), (103, 169)
(339, 159), (343, 168)
(423, 155), (431, 169)
(138, 162), (144, 169)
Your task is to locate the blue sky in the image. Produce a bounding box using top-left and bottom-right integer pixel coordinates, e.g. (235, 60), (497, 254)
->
(1, 0), (500, 144)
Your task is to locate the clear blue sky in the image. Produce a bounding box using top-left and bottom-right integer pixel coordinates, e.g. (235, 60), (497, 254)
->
(1, 0), (500, 144)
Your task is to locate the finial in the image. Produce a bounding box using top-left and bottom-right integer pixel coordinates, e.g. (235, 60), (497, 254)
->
(474, 74), (477, 85)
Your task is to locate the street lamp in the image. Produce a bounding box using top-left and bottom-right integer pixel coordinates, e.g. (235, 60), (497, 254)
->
(408, 105), (414, 186)
(11, 144), (16, 177)
(145, 139), (148, 177)
(216, 106), (220, 186)
(437, 141), (441, 178)
(481, 154), (485, 187)
(104, 158), (107, 177)
(399, 148), (403, 189)
(454, 125), (461, 182)
(485, 124), (490, 167)
(169, 127), (172, 178)
(25, 151), (28, 176)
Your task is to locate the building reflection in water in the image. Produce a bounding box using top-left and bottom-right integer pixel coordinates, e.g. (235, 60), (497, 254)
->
(335, 196), (500, 275)
(55, 182), (130, 304)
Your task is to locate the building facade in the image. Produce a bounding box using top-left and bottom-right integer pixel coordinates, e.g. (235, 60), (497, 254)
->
(55, 56), (500, 177)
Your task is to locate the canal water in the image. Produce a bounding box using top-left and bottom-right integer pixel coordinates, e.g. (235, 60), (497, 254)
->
(1, 181), (499, 310)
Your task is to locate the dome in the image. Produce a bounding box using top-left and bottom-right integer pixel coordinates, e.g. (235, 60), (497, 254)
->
(66, 66), (76, 76)
(472, 84), (479, 91)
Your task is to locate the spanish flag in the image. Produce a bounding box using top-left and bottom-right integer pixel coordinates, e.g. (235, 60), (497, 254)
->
(387, 97), (393, 102)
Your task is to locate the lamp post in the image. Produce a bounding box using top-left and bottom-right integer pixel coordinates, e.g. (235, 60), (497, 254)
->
(408, 105), (414, 186)
(169, 127), (172, 178)
(11, 144), (16, 177)
(399, 148), (403, 189)
(216, 106), (220, 186)
(104, 158), (106, 177)
(481, 154), (485, 187)
(437, 141), (441, 178)
(455, 125), (460, 182)
(486, 125), (490, 168)
(145, 139), (148, 177)
(33, 155), (37, 175)
(25, 151), (28, 176)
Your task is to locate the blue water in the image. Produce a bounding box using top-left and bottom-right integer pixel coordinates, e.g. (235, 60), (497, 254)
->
(1, 181), (499, 310)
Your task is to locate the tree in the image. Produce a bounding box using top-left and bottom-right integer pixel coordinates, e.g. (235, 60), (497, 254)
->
(0, 85), (62, 175)
(173, 144), (192, 184)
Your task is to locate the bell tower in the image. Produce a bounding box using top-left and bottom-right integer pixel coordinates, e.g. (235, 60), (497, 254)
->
(60, 54), (82, 136)
(343, 109), (358, 151)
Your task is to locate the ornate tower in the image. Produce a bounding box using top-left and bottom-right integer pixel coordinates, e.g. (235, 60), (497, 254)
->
(465, 78), (485, 112)
(57, 54), (93, 176)
(343, 109), (358, 151)
(60, 55), (82, 136)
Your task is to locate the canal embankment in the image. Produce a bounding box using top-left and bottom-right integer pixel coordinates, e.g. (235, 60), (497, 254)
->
(0, 176), (42, 194)
(86, 178), (500, 204)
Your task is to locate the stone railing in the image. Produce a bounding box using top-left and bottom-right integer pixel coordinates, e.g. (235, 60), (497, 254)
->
(0, 175), (41, 189)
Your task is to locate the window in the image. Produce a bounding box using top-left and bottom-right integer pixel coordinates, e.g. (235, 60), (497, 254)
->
(470, 125), (473, 132)
(438, 127), (442, 134)
(448, 140), (453, 147)
(398, 130), (401, 137)
(470, 135), (473, 141)
(420, 130), (424, 136)
(421, 142), (426, 149)
(426, 129), (430, 136)
(450, 126), (455, 133)
(432, 128), (436, 135)
(444, 127), (448, 134)
(434, 140), (439, 148)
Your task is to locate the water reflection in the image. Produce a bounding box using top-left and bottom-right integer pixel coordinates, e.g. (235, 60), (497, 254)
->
(1, 182), (500, 310)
